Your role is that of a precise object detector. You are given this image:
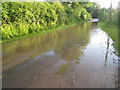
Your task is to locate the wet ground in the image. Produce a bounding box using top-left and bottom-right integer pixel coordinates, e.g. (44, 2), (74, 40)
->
(2, 22), (118, 88)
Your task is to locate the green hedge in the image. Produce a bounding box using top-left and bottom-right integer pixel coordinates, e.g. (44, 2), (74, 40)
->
(1, 2), (92, 40)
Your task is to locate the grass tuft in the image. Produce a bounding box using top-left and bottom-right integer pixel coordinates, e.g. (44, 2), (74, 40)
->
(55, 63), (71, 75)
(74, 61), (80, 64)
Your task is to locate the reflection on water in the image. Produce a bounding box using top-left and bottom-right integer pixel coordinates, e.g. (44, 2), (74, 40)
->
(105, 38), (109, 67)
(2, 22), (91, 71)
(2, 22), (118, 88)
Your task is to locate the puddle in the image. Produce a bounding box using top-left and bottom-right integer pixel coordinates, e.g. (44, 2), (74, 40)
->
(2, 22), (118, 88)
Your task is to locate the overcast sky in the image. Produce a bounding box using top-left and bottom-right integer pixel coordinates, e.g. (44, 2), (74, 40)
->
(90, 0), (120, 9)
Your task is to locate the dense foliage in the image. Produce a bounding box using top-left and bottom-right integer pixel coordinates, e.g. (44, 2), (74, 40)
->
(1, 2), (92, 40)
(87, 3), (100, 18)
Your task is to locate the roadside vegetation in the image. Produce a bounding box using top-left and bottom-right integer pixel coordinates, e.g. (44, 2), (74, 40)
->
(98, 8), (119, 56)
(1, 2), (94, 43)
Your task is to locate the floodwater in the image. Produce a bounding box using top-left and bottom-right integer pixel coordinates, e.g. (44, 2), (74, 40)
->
(2, 22), (118, 88)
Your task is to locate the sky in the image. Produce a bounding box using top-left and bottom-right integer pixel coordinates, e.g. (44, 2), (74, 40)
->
(90, 0), (120, 9)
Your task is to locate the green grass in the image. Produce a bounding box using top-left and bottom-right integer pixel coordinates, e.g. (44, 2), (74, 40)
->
(1, 21), (86, 44)
(99, 21), (119, 56)
(74, 61), (80, 64)
(55, 63), (71, 75)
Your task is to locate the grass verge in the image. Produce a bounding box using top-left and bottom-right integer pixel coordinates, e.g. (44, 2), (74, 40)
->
(99, 21), (119, 56)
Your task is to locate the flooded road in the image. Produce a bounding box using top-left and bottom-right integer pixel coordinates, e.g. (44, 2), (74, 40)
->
(2, 22), (118, 88)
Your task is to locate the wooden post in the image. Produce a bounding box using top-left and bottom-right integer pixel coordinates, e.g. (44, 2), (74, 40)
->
(110, 0), (112, 21)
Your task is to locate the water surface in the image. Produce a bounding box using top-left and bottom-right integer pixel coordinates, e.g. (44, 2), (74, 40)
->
(2, 22), (118, 88)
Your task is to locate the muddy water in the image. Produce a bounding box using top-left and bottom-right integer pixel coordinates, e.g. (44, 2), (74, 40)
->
(2, 22), (118, 88)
